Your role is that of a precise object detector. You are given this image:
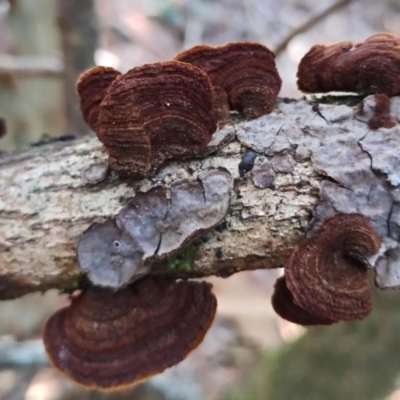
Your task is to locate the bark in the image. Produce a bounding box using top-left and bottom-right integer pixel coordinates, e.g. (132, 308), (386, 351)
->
(1, 95), (400, 300)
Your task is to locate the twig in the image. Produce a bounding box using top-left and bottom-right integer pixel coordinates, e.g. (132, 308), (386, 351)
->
(274, 0), (357, 56)
(0, 54), (63, 78)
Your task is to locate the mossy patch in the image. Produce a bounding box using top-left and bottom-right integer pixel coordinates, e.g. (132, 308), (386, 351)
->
(167, 244), (199, 272)
(57, 273), (86, 293)
(310, 94), (365, 107)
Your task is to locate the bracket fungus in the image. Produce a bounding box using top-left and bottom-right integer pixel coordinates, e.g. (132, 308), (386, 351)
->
(76, 219), (147, 289)
(285, 213), (381, 322)
(297, 33), (400, 130)
(174, 42), (282, 122)
(297, 33), (400, 96)
(76, 66), (121, 132)
(367, 93), (396, 130)
(43, 276), (217, 390)
(271, 276), (334, 326)
(77, 169), (233, 289)
(79, 61), (216, 178)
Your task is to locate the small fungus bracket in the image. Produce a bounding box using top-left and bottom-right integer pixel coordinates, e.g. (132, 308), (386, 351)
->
(174, 41), (282, 124)
(76, 168), (233, 289)
(285, 213), (381, 322)
(272, 276), (334, 326)
(297, 33), (400, 96)
(77, 219), (146, 288)
(297, 34), (400, 131)
(76, 66), (122, 132)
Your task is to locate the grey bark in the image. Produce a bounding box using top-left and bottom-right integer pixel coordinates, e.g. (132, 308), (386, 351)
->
(1, 95), (400, 300)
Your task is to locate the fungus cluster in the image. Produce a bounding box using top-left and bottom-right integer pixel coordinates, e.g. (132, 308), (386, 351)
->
(43, 276), (217, 390)
(43, 168), (232, 390)
(297, 33), (400, 129)
(39, 31), (399, 390)
(175, 42), (282, 123)
(77, 62), (216, 178)
(77, 42), (281, 178)
(272, 213), (381, 325)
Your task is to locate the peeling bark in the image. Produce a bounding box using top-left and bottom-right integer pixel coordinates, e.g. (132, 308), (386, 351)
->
(1, 95), (400, 299)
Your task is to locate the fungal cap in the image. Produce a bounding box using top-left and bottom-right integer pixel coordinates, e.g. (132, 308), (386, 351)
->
(368, 93), (396, 130)
(174, 41), (282, 120)
(76, 218), (147, 289)
(76, 66), (121, 132)
(153, 168), (233, 258)
(43, 277), (217, 391)
(285, 213), (381, 322)
(97, 60), (216, 178)
(271, 276), (335, 326)
(297, 33), (400, 95)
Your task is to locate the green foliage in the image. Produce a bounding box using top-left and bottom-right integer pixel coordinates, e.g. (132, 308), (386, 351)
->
(57, 274), (85, 293)
(167, 244), (199, 272)
(224, 287), (400, 400)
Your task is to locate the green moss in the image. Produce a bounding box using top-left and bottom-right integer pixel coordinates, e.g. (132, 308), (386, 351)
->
(57, 273), (85, 293)
(167, 244), (199, 272)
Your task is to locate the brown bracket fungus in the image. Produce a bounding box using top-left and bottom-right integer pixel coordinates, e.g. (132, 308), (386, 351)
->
(367, 93), (396, 130)
(95, 61), (216, 178)
(43, 276), (217, 391)
(77, 169), (233, 289)
(76, 66), (121, 132)
(271, 276), (334, 326)
(297, 33), (400, 96)
(297, 33), (400, 129)
(174, 42), (282, 123)
(285, 213), (381, 322)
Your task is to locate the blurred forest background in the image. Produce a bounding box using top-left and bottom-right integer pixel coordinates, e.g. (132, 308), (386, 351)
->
(1, 0), (400, 399)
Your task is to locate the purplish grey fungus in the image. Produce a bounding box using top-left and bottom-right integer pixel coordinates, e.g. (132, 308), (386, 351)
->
(76, 168), (233, 289)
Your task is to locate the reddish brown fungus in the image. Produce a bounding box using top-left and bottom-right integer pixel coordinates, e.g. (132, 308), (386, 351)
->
(43, 276), (217, 391)
(174, 42), (282, 122)
(297, 33), (400, 95)
(285, 213), (381, 322)
(368, 93), (396, 130)
(271, 276), (335, 326)
(95, 61), (216, 178)
(76, 66), (121, 131)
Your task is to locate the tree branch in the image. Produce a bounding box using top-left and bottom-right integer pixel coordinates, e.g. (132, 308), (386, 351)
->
(274, 0), (356, 56)
(1, 95), (399, 300)
(0, 54), (63, 78)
